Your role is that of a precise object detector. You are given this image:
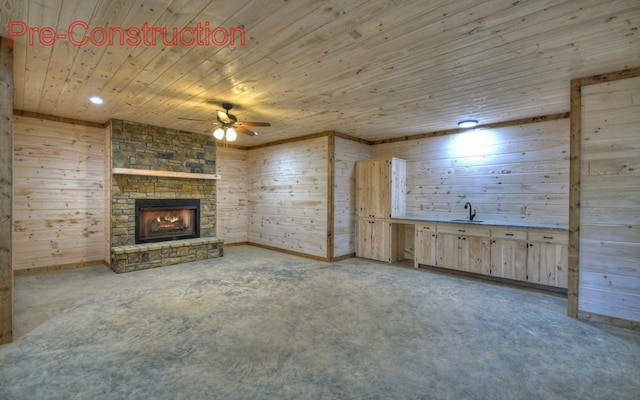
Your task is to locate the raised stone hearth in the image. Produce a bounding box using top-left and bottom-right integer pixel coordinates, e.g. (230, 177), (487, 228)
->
(111, 238), (223, 273)
(110, 119), (223, 272)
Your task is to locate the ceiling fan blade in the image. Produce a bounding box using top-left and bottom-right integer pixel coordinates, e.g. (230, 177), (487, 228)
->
(217, 110), (233, 124)
(178, 117), (211, 122)
(235, 126), (258, 136)
(237, 121), (271, 127)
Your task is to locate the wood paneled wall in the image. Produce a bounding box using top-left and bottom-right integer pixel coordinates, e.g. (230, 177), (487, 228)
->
(333, 137), (372, 258)
(12, 116), (108, 272)
(371, 119), (570, 227)
(578, 74), (640, 323)
(0, 37), (13, 344)
(247, 137), (329, 259)
(216, 146), (249, 244)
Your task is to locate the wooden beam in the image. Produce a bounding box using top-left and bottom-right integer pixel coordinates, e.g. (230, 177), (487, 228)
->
(577, 66), (640, 87)
(112, 168), (221, 180)
(0, 37), (14, 345)
(567, 79), (582, 319)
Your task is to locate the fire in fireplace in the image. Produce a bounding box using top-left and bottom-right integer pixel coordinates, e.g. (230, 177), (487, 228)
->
(135, 199), (200, 244)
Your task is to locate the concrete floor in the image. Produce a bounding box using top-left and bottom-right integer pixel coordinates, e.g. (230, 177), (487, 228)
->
(1, 245), (639, 399)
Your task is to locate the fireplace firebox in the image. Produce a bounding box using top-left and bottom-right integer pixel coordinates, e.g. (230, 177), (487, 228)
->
(135, 199), (200, 244)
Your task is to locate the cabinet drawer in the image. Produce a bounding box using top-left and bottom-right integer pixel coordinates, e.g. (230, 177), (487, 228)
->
(415, 223), (436, 232)
(438, 224), (490, 237)
(528, 230), (568, 244)
(490, 228), (527, 240)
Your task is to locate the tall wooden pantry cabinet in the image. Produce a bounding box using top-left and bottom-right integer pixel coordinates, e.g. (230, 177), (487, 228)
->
(355, 158), (406, 262)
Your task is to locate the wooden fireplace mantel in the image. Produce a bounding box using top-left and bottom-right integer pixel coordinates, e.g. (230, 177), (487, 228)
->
(112, 168), (221, 180)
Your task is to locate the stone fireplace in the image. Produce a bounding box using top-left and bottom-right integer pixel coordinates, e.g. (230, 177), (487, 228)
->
(110, 120), (223, 273)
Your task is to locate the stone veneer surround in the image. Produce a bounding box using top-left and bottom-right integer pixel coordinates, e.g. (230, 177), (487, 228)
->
(110, 119), (222, 272)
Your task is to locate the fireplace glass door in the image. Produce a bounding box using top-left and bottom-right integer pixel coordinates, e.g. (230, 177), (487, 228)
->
(135, 199), (200, 244)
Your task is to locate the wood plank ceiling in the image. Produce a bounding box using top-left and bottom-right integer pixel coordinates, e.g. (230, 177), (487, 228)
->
(1, 0), (639, 146)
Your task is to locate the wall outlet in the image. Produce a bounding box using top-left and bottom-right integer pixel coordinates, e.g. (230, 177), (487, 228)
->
(520, 205), (527, 215)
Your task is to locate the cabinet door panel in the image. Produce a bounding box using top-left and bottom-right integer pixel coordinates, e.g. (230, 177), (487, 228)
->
(491, 238), (527, 280)
(468, 235), (491, 275)
(526, 242), (568, 288)
(415, 224), (437, 267)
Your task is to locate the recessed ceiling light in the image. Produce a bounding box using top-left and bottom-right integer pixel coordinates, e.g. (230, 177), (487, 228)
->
(458, 119), (478, 128)
(89, 96), (104, 105)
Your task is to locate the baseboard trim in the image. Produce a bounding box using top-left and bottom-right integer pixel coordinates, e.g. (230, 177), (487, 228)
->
(578, 311), (640, 331)
(14, 260), (110, 276)
(247, 242), (331, 262)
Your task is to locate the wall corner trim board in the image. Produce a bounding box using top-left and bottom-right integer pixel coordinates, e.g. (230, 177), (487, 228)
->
(1, 37), (14, 345)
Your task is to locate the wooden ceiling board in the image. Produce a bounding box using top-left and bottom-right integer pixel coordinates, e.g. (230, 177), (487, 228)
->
(1, 0), (639, 146)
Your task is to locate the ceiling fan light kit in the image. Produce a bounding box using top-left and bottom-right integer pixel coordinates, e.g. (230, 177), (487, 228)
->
(179, 102), (271, 142)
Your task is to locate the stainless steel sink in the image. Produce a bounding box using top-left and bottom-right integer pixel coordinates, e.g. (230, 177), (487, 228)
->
(450, 219), (484, 223)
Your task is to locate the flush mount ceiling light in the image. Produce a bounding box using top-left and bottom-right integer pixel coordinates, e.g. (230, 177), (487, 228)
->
(89, 96), (104, 105)
(458, 119), (478, 129)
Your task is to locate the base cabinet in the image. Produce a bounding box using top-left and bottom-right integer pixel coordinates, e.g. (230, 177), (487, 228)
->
(490, 228), (527, 280)
(357, 218), (391, 262)
(526, 231), (568, 288)
(414, 223), (566, 289)
(415, 223), (437, 268)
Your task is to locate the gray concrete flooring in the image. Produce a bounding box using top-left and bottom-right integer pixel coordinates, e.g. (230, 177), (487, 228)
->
(1, 245), (639, 399)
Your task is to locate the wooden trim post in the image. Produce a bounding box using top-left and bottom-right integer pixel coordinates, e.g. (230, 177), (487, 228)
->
(567, 79), (582, 318)
(0, 37), (14, 344)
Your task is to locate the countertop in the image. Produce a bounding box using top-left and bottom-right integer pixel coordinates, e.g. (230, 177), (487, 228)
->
(391, 216), (568, 231)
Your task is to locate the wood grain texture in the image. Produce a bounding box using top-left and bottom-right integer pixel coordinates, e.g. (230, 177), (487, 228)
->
(333, 136), (371, 258)
(578, 74), (640, 323)
(12, 115), (107, 271)
(247, 136), (329, 258)
(0, 37), (14, 344)
(372, 119), (570, 226)
(6, 1), (639, 147)
(112, 168), (220, 180)
(216, 146), (249, 244)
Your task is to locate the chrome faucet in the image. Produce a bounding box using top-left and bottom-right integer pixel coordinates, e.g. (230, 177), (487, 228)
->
(464, 202), (476, 221)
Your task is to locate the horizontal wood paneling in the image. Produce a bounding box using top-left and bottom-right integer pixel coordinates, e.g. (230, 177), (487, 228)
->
(333, 137), (372, 257)
(579, 75), (640, 323)
(247, 136), (329, 258)
(371, 119), (570, 226)
(7, 1), (638, 147)
(12, 115), (107, 271)
(216, 147), (249, 244)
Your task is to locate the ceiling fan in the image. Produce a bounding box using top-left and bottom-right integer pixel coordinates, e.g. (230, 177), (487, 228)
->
(178, 102), (270, 141)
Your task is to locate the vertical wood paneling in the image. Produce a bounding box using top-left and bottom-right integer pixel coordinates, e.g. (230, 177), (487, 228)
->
(12, 116), (107, 271)
(216, 146), (249, 244)
(0, 37), (14, 344)
(248, 136), (329, 258)
(579, 75), (640, 323)
(333, 137), (372, 257)
(371, 119), (569, 227)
